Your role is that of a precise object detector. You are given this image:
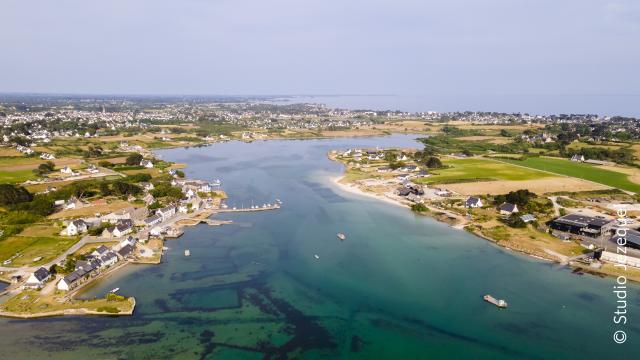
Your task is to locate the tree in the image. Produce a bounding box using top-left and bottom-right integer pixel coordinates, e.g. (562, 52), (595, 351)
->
(39, 161), (55, 173)
(425, 157), (443, 169)
(84, 145), (103, 158)
(125, 153), (143, 166)
(99, 182), (112, 196)
(0, 184), (33, 205)
(175, 170), (185, 178)
(112, 181), (141, 196)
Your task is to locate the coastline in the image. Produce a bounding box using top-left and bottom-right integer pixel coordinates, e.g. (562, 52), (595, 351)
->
(330, 175), (408, 210)
(326, 159), (640, 283)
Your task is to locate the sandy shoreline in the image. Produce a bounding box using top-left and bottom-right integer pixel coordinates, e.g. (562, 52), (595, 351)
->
(329, 175), (408, 209)
(328, 174), (468, 231)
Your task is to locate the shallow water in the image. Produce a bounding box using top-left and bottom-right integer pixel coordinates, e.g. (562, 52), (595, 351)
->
(0, 134), (637, 359)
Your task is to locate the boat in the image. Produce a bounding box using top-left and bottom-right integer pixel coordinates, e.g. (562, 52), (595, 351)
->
(184, 249), (191, 257)
(314, 254), (320, 259)
(275, 198), (282, 204)
(483, 295), (507, 308)
(110, 288), (120, 293)
(337, 233), (346, 241)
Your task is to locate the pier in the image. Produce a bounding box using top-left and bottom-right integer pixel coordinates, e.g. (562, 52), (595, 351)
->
(216, 204), (281, 213)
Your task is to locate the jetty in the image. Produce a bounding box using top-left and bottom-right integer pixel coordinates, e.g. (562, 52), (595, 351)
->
(216, 203), (281, 213)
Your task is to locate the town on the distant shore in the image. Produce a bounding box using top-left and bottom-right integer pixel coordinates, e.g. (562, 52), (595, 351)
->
(1, 94), (640, 317)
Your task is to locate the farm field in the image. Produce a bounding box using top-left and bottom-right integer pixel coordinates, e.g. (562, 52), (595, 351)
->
(440, 177), (607, 195)
(566, 141), (623, 151)
(415, 157), (554, 185)
(498, 156), (640, 193)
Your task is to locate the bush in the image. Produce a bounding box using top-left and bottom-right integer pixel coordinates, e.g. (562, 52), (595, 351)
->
(97, 306), (120, 313)
(106, 293), (126, 302)
(411, 203), (429, 213)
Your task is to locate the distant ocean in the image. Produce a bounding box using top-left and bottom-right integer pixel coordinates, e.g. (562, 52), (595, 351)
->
(265, 94), (640, 117)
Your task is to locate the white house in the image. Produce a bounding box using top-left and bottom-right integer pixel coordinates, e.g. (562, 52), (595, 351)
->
(139, 182), (154, 191)
(144, 214), (162, 227)
(465, 197), (483, 208)
(140, 159), (154, 168)
(113, 223), (133, 237)
(498, 203), (519, 215)
(99, 252), (119, 267)
(60, 166), (73, 174)
(40, 153), (55, 160)
(64, 197), (84, 210)
(571, 154), (585, 162)
(57, 272), (80, 291)
(23, 267), (51, 289)
(156, 205), (176, 221)
(66, 219), (88, 236)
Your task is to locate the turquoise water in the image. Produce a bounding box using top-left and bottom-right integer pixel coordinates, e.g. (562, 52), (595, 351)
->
(0, 134), (637, 359)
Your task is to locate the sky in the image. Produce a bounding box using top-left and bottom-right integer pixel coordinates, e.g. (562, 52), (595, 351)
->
(1, 0), (639, 114)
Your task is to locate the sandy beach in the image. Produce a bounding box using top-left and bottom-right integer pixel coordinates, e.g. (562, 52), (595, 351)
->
(329, 175), (409, 209)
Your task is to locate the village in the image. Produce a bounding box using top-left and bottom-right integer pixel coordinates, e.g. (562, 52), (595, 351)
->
(330, 146), (640, 282)
(0, 155), (243, 317)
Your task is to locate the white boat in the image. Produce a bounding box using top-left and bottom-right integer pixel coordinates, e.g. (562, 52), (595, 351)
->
(484, 294), (508, 308)
(221, 203), (228, 209)
(337, 233), (346, 241)
(314, 254), (320, 259)
(110, 288), (120, 293)
(184, 249), (191, 257)
(275, 198), (282, 204)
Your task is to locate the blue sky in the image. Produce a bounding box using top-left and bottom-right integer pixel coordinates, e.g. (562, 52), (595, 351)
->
(1, 0), (638, 114)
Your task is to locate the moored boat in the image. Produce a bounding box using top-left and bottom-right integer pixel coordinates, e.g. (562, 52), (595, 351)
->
(184, 249), (191, 257)
(337, 233), (346, 241)
(484, 294), (507, 308)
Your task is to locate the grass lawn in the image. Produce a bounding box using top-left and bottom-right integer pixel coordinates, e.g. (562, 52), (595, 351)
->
(0, 235), (79, 267)
(0, 290), (134, 315)
(415, 158), (553, 185)
(479, 224), (588, 258)
(0, 169), (37, 183)
(498, 156), (640, 193)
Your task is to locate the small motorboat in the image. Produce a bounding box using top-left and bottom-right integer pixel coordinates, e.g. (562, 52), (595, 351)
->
(110, 288), (120, 293)
(184, 249), (191, 257)
(337, 233), (346, 241)
(314, 254), (320, 260)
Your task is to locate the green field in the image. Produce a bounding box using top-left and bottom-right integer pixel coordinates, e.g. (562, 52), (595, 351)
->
(499, 156), (640, 193)
(415, 158), (553, 184)
(0, 169), (37, 183)
(0, 235), (79, 267)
